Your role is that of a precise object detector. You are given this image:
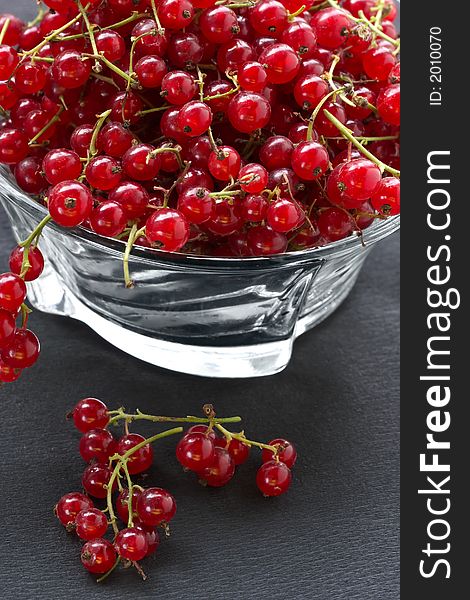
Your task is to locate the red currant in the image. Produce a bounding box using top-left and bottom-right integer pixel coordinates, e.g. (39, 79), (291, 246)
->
(56, 492), (94, 526)
(176, 432), (216, 471)
(0, 272), (26, 314)
(9, 246), (44, 282)
(82, 463), (116, 499)
(48, 180), (93, 228)
(136, 487), (177, 526)
(73, 398), (109, 433)
(75, 508), (108, 541)
(256, 460), (292, 496)
(81, 538), (117, 574)
(261, 438), (297, 468)
(199, 447), (235, 487)
(115, 527), (148, 561)
(79, 429), (116, 464)
(42, 148), (82, 185)
(116, 433), (154, 475)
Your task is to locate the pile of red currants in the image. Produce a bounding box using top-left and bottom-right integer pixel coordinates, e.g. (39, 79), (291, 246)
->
(0, 0), (400, 383)
(56, 398), (297, 580)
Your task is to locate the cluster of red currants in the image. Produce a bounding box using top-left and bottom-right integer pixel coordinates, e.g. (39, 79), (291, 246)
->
(0, 0), (400, 382)
(56, 397), (297, 580)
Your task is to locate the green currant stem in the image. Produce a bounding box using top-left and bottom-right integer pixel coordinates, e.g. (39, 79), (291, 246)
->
(19, 214), (52, 249)
(23, 11), (84, 58)
(323, 110), (401, 178)
(203, 85), (240, 103)
(77, 2), (101, 73)
(326, 55), (356, 108)
(215, 424), (278, 454)
(28, 5), (46, 28)
(108, 408), (241, 427)
(87, 54), (138, 87)
(96, 557), (121, 584)
(102, 12), (148, 32)
(123, 223), (139, 289)
(0, 18), (10, 45)
(20, 303), (32, 329)
(207, 127), (218, 151)
(288, 5), (306, 21)
(196, 66), (206, 102)
(307, 86), (346, 141)
(137, 105), (171, 116)
(106, 427), (183, 535)
(218, 1), (255, 8)
(150, 0), (165, 34)
(127, 31), (154, 92)
(162, 159), (191, 205)
(80, 109), (112, 176)
(91, 72), (120, 89)
(28, 107), (64, 145)
(122, 462), (134, 527)
(209, 190), (244, 198)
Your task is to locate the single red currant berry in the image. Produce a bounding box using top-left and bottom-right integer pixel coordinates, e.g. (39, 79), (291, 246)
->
(167, 31), (203, 69)
(311, 7), (352, 50)
(89, 201), (128, 238)
(117, 433), (154, 475)
(0, 44), (19, 79)
(75, 508), (109, 541)
(227, 92), (271, 134)
(14, 157), (47, 194)
(179, 101), (213, 137)
(81, 538), (117, 574)
(79, 429), (116, 464)
(346, 86), (377, 121)
(115, 527), (148, 561)
(293, 74), (329, 111)
(249, 1), (289, 38)
(135, 55), (168, 89)
(24, 109), (57, 143)
(136, 487), (177, 526)
(389, 62), (400, 84)
(261, 438), (297, 468)
(362, 44), (396, 82)
(208, 145), (241, 181)
(246, 226), (288, 256)
(42, 148), (82, 185)
(370, 177), (400, 216)
(259, 136), (294, 171)
(85, 156), (122, 191)
(317, 207), (354, 242)
(95, 30), (126, 62)
(116, 488), (142, 524)
(73, 398), (109, 433)
(55, 492), (94, 526)
(237, 61), (268, 93)
(122, 144), (160, 181)
(158, 0), (195, 30)
(291, 141), (329, 181)
(177, 187), (214, 225)
(145, 208), (190, 252)
(176, 432), (216, 471)
(110, 91), (143, 125)
(315, 101), (347, 137)
(0, 272), (26, 314)
(9, 246), (44, 282)
(161, 70), (197, 106)
(337, 158), (382, 201)
(200, 6), (239, 43)
(242, 194), (269, 222)
(199, 447), (235, 487)
(82, 464), (116, 499)
(267, 198), (304, 233)
(239, 163), (268, 194)
(256, 460), (292, 497)
(48, 180), (93, 228)
(108, 181), (149, 220)
(97, 122), (134, 158)
(205, 198), (244, 236)
(259, 43), (300, 84)
(70, 124), (94, 158)
(215, 438), (250, 466)
(0, 309), (16, 350)
(377, 84), (400, 126)
(14, 61), (47, 94)
(280, 20), (317, 58)
(176, 167), (214, 194)
(52, 50), (92, 89)
(0, 128), (29, 164)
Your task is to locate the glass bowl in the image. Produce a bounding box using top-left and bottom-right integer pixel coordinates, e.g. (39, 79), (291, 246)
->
(0, 168), (399, 378)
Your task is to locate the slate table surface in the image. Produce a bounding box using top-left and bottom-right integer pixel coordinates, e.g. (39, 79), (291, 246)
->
(0, 2), (400, 598)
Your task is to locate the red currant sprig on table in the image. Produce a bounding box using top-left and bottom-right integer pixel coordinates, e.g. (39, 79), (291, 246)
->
(0, 0), (400, 381)
(57, 398), (297, 581)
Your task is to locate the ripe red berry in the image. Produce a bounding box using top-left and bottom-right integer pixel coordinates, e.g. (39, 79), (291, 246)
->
(336, 158), (382, 201)
(291, 141), (329, 181)
(116, 487), (142, 524)
(247, 226), (288, 256)
(85, 155), (122, 191)
(317, 207), (354, 242)
(73, 398), (109, 433)
(199, 447), (235, 487)
(14, 157), (47, 194)
(208, 145), (241, 181)
(75, 508), (109, 541)
(0, 272), (26, 313)
(97, 122), (134, 158)
(136, 487), (177, 526)
(179, 101), (213, 137)
(135, 55), (168, 89)
(48, 180), (93, 228)
(177, 187), (214, 224)
(145, 208), (190, 252)
(214, 437), (250, 465)
(200, 6), (239, 43)
(115, 527), (148, 561)
(116, 433), (154, 475)
(0, 128), (29, 164)
(14, 61), (47, 94)
(89, 200), (128, 238)
(0, 358), (22, 383)
(9, 246), (44, 282)
(238, 163), (268, 194)
(259, 43), (300, 84)
(82, 464), (116, 499)
(81, 538), (117, 574)
(256, 460), (292, 496)
(0, 309), (15, 350)
(267, 197), (304, 233)
(56, 492), (94, 526)
(249, 1), (288, 38)
(237, 61), (268, 92)
(108, 181), (149, 220)
(311, 7), (352, 49)
(371, 177), (400, 215)
(227, 92), (271, 133)
(261, 438), (297, 468)
(176, 432), (216, 471)
(377, 84), (400, 126)
(122, 144), (160, 181)
(79, 429), (116, 464)
(161, 70), (197, 105)
(0, 44), (19, 80)
(2, 329), (40, 369)
(95, 30), (126, 62)
(52, 50), (92, 89)
(42, 148), (82, 185)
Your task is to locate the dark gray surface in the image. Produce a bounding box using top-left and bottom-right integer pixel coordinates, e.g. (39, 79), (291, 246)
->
(0, 2), (400, 598)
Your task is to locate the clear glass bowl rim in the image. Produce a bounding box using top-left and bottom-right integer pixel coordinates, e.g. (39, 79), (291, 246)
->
(0, 168), (400, 273)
